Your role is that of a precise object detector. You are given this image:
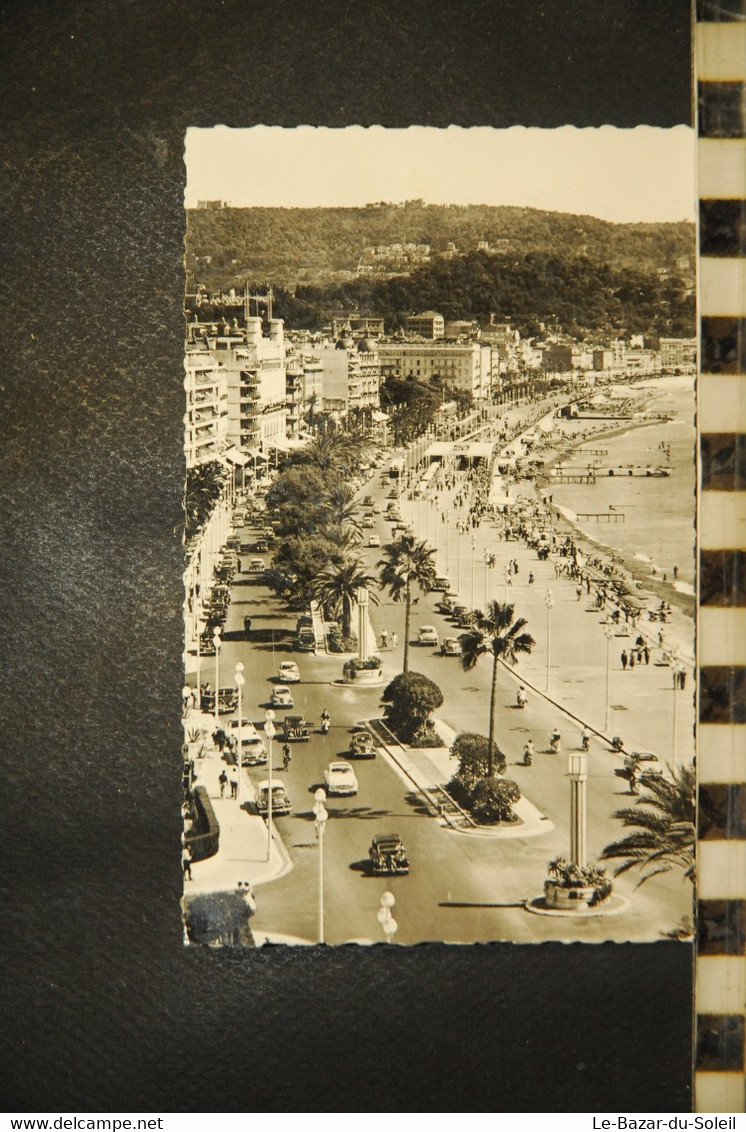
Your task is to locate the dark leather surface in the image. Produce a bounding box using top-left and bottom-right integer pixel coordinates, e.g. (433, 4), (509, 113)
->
(1, 0), (694, 1112)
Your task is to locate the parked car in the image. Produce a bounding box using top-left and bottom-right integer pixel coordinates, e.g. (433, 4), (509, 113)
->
(255, 779), (292, 816)
(363, 495), (374, 507)
(217, 686), (238, 713)
(431, 575), (451, 592)
(323, 761), (359, 796)
(368, 534), (381, 547)
(283, 714), (310, 742)
(417, 625), (439, 647)
(441, 636), (461, 656)
(255, 539), (269, 553)
(456, 609), (476, 628)
(278, 661), (301, 683)
(436, 596), (456, 615)
(249, 557), (266, 572)
(368, 832), (410, 875)
(362, 517), (375, 529)
(270, 684), (294, 708)
(349, 730), (376, 758)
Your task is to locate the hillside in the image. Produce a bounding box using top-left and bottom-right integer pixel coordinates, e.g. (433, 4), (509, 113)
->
(185, 203), (695, 292)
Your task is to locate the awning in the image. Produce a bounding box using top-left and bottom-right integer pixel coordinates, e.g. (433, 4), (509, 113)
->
(223, 447), (251, 467)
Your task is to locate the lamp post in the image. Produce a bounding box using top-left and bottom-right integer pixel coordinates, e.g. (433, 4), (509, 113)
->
(568, 751), (588, 868)
(604, 620), (614, 732)
(234, 663), (245, 802)
(213, 628), (222, 726)
(470, 534), (476, 609)
(445, 514), (450, 577)
(264, 710), (276, 861)
(544, 590), (554, 693)
(313, 788), (328, 944)
(377, 891), (398, 944)
(195, 616), (205, 708)
(457, 530), (463, 594)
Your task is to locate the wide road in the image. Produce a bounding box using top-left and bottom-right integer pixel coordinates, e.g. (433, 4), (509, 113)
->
(215, 464), (690, 945)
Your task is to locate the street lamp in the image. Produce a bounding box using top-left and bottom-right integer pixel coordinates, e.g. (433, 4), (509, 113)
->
(457, 529), (463, 594)
(234, 663), (245, 802)
(544, 590), (554, 693)
(444, 514), (450, 576)
(604, 620), (614, 732)
(313, 787), (328, 944)
(670, 648), (681, 769)
(377, 891), (398, 944)
(195, 616), (205, 707)
(568, 751), (588, 868)
(264, 710), (276, 861)
(213, 628), (222, 726)
(470, 534), (476, 609)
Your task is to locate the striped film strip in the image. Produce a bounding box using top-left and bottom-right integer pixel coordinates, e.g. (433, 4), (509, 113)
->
(695, 1), (746, 1114)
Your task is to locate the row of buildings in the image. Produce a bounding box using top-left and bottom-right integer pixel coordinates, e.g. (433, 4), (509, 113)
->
(184, 304), (696, 470)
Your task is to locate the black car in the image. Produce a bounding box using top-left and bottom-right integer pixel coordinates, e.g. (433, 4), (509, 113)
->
(369, 833), (410, 875)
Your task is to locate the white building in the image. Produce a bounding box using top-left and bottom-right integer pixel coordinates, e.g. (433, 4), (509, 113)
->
(377, 341), (497, 400)
(183, 352), (229, 468)
(317, 339), (381, 414)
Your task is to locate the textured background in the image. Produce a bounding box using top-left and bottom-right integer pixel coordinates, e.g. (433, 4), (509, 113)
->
(0, 0), (695, 1111)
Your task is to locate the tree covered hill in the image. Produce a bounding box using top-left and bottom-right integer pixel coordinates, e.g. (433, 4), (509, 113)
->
(186, 202), (694, 292)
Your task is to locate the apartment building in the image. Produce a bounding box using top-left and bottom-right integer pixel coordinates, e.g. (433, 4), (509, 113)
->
(377, 341), (496, 399)
(183, 352), (229, 468)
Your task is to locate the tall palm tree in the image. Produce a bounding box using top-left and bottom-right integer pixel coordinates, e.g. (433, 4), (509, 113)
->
(312, 558), (378, 639)
(459, 601), (535, 776)
(377, 535), (438, 673)
(600, 764), (695, 885)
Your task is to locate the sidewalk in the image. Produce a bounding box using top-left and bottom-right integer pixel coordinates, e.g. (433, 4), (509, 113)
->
(183, 717), (289, 895)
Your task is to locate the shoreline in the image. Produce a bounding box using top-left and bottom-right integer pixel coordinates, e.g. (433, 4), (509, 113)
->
(504, 396), (695, 665)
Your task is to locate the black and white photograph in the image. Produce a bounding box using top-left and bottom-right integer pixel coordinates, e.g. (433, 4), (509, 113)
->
(181, 125), (698, 948)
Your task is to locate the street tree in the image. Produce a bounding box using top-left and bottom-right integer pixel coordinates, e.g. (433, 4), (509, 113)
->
(185, 460), (227, 541)
(450, 731), (506, 794)
(600, 764), (695, 885)
(377, 534), (438, 672)
(459, 601), (535, 776)
(312, 558), (378, 639)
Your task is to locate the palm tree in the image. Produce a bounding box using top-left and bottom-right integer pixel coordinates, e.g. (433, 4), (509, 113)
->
(377, 535), (438, 673)
(323, 483), (361, 531)
(599, 764), (695, 885)
(312, 558), (378, 639)
(459, 601), (535, 776)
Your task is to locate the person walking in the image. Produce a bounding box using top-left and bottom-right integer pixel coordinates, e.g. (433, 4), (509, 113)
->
(229, 770), (238, 799)
(629, 651), (635, 669)
(643, 645), (650, 665)
(218, 769), (228, 798)
(621, 649), (628, 670)
(182, 844), (192, 881)
(380, 629), (389, 649)
(391, 632), (399, 650)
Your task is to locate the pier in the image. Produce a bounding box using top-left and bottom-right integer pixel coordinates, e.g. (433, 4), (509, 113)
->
(576, 511), (626, 523)
(551, 470), (597, 484)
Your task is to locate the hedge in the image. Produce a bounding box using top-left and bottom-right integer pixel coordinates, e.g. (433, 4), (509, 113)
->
(186, 784), (220, 862)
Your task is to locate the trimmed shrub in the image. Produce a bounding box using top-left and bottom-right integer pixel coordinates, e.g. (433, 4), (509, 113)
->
(382, 671), (444, 744)
(185, 785), (219, 862)
(183, 891), (254, 947)
(450, 731), (506, 791)
(471, 776), (521, 824)
(328, 625), (358, 652)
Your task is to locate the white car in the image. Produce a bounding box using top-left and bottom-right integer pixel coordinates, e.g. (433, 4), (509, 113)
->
(270, 684), (294, 708)
(417, 625), (439, 647)
(278, 661), (301, 683)
(249, 557), (266, 572)
(368, 535), (381, 547)
(362, 517), (375, 529)
(323, 761), (359, 796)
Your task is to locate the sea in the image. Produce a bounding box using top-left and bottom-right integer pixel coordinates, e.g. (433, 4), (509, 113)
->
(546, 377), (697, 593)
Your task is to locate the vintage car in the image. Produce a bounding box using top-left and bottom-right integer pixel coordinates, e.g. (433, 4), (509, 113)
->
(278, 661), (301, 683)
(349, 730), (376, 759)
(217, 686), (238, 714)
(323, 761), (359, 796)
(368, 832), (410, 876)
(363, 495), (374, 507)
(440, 636), (461, 657)
(283, 714), (310, 742)
(430, 575), (451, 593)
(368, 534), (381, 548)
(614, 751), (663, 781)
(435, 595), (456, 615)
(270, 684), (294, 708)
(238, 733), (268, 767)
(255, 779), (292, 816)
(254, 539), (269, 553)
(362, 516), (375, 529)
(417, 625), (439, 647)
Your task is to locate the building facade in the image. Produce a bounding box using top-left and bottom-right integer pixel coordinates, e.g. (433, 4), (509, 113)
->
(377, 341), (496, 400)
(183, 352), (229, 468)
(406, 311), (445, 339)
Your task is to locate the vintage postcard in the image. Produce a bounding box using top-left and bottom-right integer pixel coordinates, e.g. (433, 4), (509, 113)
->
(180, 125), (697, 947)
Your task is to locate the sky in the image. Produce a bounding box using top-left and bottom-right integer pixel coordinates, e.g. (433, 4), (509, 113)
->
(184, 125), (696, 224)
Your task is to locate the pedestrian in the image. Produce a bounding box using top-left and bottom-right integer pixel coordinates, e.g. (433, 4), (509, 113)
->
(576, 584), (583, 601)
(182, 685), (192, 713)
(213, 727), (227, 752)
(218, 769), (228, 798)
(528, 572), (534, 585)
(621, 649), (628, 670)
(380, 629), (389, 649)
(644, 645), (650, 665)
(629, 652), (635, 669)
(229, 770), (238, 799)
(391, 632), (399, 650)
(673, 565), (679, 580)
(182, 844), (192, 881)
(679, 669), (687, 690)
